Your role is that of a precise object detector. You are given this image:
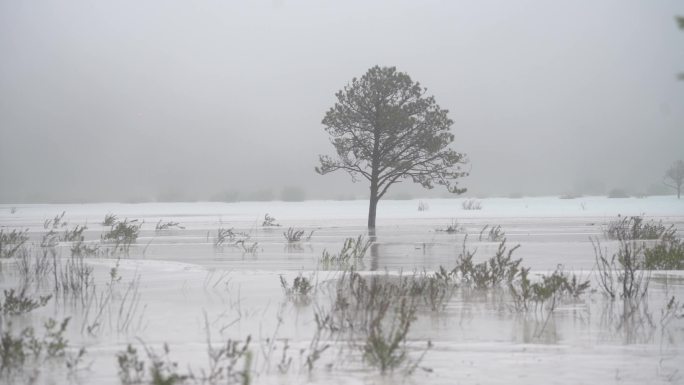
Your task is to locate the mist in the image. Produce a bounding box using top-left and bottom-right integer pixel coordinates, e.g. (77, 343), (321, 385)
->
(1, 0), (683, 203)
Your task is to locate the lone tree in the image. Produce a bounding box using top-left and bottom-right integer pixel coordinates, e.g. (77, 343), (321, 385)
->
(664, 160), (684, 199)
(316, 66), (468, 229)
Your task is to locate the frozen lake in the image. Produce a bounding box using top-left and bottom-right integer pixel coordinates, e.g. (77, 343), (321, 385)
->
(1, 196), (683, 384)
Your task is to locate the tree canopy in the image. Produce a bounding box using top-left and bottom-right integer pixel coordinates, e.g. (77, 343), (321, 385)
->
(316, 66), (468, 228)
(665, 160), (684, 199)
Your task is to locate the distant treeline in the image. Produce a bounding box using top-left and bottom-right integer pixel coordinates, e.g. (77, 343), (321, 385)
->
(0, 184), (674, 204)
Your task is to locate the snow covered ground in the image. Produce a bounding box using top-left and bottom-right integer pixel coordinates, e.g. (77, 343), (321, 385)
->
(0, 196), (683, 384)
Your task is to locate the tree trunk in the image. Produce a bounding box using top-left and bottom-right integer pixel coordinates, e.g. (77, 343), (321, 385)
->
(368, 194), (378, 229)
(368, 124), (381, 229)
(368, 173), (379, 229)
(678, 184), (681, 199)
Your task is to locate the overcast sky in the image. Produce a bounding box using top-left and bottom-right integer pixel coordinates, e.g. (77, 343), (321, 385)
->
(1, 0), (683, 202)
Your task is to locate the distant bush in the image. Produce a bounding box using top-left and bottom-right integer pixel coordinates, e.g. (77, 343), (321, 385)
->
(281, 186), (306, 202)
(388, 193), (413, 200)
(607, 188), (629, 198)
(559, 193), (581, 199)
(209, 190), (241, 202)
(333, 194), (356, 201)
(246, 189), (274, 202)
(156, 190), (194, 202)
(647, 183), (670, 196)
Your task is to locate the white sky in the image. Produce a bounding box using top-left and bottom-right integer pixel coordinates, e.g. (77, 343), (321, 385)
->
(1, 0), (683, 202)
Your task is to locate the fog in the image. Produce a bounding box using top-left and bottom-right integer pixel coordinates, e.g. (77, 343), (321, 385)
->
(1, 0), (683, 203)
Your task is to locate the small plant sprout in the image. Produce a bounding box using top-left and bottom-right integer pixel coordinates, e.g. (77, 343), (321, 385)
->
(417, 201), (429, 211)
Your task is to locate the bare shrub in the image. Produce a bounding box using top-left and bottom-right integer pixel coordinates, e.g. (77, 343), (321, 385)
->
(436, 219), (462, 234)
(319, 235), (372, 269)
(102, 218), (142, 254)
(283, 227), (314, 243)
(592, 237), (649, 301)
(644, 239), (684, 270)
(455, 238), (521, 289)
(362, 297), (416, 374)
(155, 220), (185, 233)
(510, 266), (590, 312)
(478, 224), (505, 242)
(262, 213), (280, 227)
(214, 228), (250, 248)
(280, 274), (314, 305)
(0, 229), (29, 259)
(0, 288), (51, 316)
(604, 215), (676, 241)
(0, 317), (76, 382)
